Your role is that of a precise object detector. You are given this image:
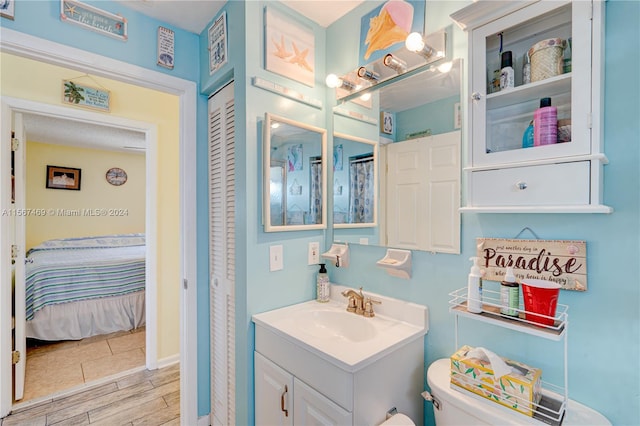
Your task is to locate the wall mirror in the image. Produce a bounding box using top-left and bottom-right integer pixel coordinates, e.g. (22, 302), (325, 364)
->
(332, 133), (378, 228)
(332, 58), (463, 253)
(263, 113), (327, 232)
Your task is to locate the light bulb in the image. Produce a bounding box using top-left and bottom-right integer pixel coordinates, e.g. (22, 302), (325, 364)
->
(359, 92), (372, 102)
(437, 61), (453, 73)
(325, 73), (342, 89)
(405, 32), (425, 52)
(271, 122), (280, 129)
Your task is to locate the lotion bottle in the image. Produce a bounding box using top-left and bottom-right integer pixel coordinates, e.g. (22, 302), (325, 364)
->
(316, 263), (330, 302)
(499, 51), (515, 90)
(500, 266), (519, 317)
(533, 97), (558, 146)
(467, 257), (483, 313)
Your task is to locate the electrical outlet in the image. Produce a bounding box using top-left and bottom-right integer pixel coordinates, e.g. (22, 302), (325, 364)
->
(269, 245), (283, 271)
(308, 242), (320, 265)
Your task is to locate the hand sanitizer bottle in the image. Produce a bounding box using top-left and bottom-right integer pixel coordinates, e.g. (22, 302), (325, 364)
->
(467, 257), (483, 313)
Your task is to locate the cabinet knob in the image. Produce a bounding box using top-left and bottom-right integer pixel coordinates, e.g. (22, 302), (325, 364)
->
(471, 92), (481, 101)
(517, 182), (528, 190)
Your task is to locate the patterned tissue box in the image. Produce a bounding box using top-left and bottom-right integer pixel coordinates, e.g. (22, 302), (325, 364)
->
(450, 345), (543, 417)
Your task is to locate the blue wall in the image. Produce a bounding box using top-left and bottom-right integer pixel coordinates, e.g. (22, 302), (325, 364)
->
(326, 1), (640, 425)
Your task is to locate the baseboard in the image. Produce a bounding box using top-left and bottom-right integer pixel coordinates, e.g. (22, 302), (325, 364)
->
(198, 414), (210, 426)
(156, 354), (180, 369)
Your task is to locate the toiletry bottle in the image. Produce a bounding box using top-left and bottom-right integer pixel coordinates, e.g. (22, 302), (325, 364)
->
(316, 263), (330, 302)
(500, 266), (519, 317)
(499, 51), (514, 90)
(522, 52), (531, 85)
(522, 120), (534, 148)
(467, 257), (483, 313)
(533, 97), (558, 146)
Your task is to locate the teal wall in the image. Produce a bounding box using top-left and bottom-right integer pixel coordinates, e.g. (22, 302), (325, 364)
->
(326, 1), (640, 425)
(395, 95), (459, 140)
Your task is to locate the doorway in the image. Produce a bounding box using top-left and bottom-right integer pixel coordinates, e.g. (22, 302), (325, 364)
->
(15, 111), (151, 403)
(1, 29), (199, 424)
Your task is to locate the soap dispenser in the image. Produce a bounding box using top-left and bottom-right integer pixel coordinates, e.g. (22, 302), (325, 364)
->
(467, 257), (483, 313)
(316, 263), (330, 303)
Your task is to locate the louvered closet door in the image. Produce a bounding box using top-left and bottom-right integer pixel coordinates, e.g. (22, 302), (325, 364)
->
(208, 81), (236, 426)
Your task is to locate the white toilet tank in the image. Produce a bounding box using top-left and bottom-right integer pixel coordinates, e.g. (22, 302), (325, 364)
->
(427, 358), (611, 426)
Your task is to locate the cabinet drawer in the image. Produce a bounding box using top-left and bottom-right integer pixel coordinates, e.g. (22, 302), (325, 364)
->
(470, 162), (590, 207)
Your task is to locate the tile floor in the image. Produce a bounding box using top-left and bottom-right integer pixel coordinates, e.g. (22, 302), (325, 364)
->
(21, 327), (146, 402)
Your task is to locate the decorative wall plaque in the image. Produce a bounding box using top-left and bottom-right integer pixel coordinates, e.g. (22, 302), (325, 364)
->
(476, 237), (587, 291)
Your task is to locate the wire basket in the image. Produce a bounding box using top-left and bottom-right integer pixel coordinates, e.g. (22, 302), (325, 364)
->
(529, 38), (565, 82)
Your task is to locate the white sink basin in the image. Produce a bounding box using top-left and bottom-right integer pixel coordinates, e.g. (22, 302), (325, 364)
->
(295, 309), (377, 342)
(252, 285), (428, 371)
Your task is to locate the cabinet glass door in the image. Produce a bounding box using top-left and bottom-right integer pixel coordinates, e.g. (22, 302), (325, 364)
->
(471, 1), (592, 167)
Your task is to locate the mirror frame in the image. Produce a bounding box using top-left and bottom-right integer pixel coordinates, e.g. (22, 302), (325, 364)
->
(263, 112), (328, 232)
(333, 132), (378, 229)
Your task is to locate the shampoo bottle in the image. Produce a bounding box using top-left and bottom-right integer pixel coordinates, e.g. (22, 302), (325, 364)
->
(467, 257), (483, 313)
(500, 266), (519, 317)
(316, 263), (330, 303)
(533, 97), (558, 146)
(522, 120), (534, 148)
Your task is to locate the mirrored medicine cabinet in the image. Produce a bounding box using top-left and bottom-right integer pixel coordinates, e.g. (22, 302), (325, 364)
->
(263, 113), (328, 232)
(332, 58), (463, 254)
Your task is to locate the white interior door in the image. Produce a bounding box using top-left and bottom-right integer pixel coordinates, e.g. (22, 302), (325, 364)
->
(209, 81), (236, 426)
(11, 113), (26, 401)
(385, 131), (461, 253)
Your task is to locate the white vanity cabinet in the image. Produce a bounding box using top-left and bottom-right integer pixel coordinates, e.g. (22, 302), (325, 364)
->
(255, 352), (352, 425)
(253, 291), (428, 426)
(451, 0), (611, 213)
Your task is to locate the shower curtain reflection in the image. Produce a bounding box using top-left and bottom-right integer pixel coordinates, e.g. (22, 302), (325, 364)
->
(348, 155), (374, 224)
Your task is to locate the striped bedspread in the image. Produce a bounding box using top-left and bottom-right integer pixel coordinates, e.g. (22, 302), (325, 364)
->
(26, 234), (146, 320)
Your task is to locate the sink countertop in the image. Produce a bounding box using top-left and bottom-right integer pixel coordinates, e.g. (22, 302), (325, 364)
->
(252, 284), (429, 372)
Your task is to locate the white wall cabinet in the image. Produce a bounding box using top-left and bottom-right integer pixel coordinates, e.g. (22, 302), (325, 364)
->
(451, 0), (612, 213)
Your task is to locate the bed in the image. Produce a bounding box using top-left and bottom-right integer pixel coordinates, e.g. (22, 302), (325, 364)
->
(24, 234), (146, 341)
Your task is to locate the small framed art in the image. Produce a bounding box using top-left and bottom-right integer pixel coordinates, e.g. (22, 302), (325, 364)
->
(1, 0), (15, 20)
(380, 111), (394, 135)
(46, 165), (81, 190)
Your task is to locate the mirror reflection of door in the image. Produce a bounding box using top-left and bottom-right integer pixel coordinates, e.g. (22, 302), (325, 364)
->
(269, 162), (285, 226)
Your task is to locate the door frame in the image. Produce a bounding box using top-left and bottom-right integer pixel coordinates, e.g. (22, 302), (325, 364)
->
(0, 28), (199, 424)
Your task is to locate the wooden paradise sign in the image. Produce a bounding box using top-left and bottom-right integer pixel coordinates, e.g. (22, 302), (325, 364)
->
(476, 238), (587, 291)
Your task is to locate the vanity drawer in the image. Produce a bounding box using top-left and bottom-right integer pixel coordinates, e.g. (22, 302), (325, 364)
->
(470, 161), (590, 207)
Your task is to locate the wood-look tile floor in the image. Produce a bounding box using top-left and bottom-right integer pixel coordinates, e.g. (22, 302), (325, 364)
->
(22, 328), (147, 402)
(1, 363), (180, 426)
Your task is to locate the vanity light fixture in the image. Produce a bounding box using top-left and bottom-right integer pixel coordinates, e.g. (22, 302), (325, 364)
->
(383, 54), (407, 74)
(357, 66), (380, 82)
(325, 73), (356, 91)
(405, 32), (437, 59)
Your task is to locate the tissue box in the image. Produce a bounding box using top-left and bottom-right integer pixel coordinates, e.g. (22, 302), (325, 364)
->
(450, 345), (542, 417)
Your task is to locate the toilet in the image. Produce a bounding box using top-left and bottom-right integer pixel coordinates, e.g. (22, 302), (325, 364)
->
(427, 358), (611, 425)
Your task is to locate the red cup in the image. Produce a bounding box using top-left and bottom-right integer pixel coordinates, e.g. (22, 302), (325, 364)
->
(521, 279), (561, 326)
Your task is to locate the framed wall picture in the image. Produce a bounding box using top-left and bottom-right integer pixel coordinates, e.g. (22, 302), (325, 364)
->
(380, 111), (394, 135)
(209, 11), (228, 75)
(1, 0), (15, 20)
(46, 165), (81, 190)
(265, 7), (315, 87)
(358, 0), (425, 66)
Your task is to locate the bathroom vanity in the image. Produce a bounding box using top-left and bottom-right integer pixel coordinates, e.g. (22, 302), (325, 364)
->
(253, 285), (428, 425)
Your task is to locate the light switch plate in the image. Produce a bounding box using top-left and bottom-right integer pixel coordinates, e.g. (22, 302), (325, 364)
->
(308, 241), (320, 265)
(269, 245), (283, 271)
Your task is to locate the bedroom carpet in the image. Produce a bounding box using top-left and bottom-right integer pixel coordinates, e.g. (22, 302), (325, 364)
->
(21, 327), (146, 403)
(1, 362), (179, 426)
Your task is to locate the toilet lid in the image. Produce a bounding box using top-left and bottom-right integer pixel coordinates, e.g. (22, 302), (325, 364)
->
(427, 359), (611, 426)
